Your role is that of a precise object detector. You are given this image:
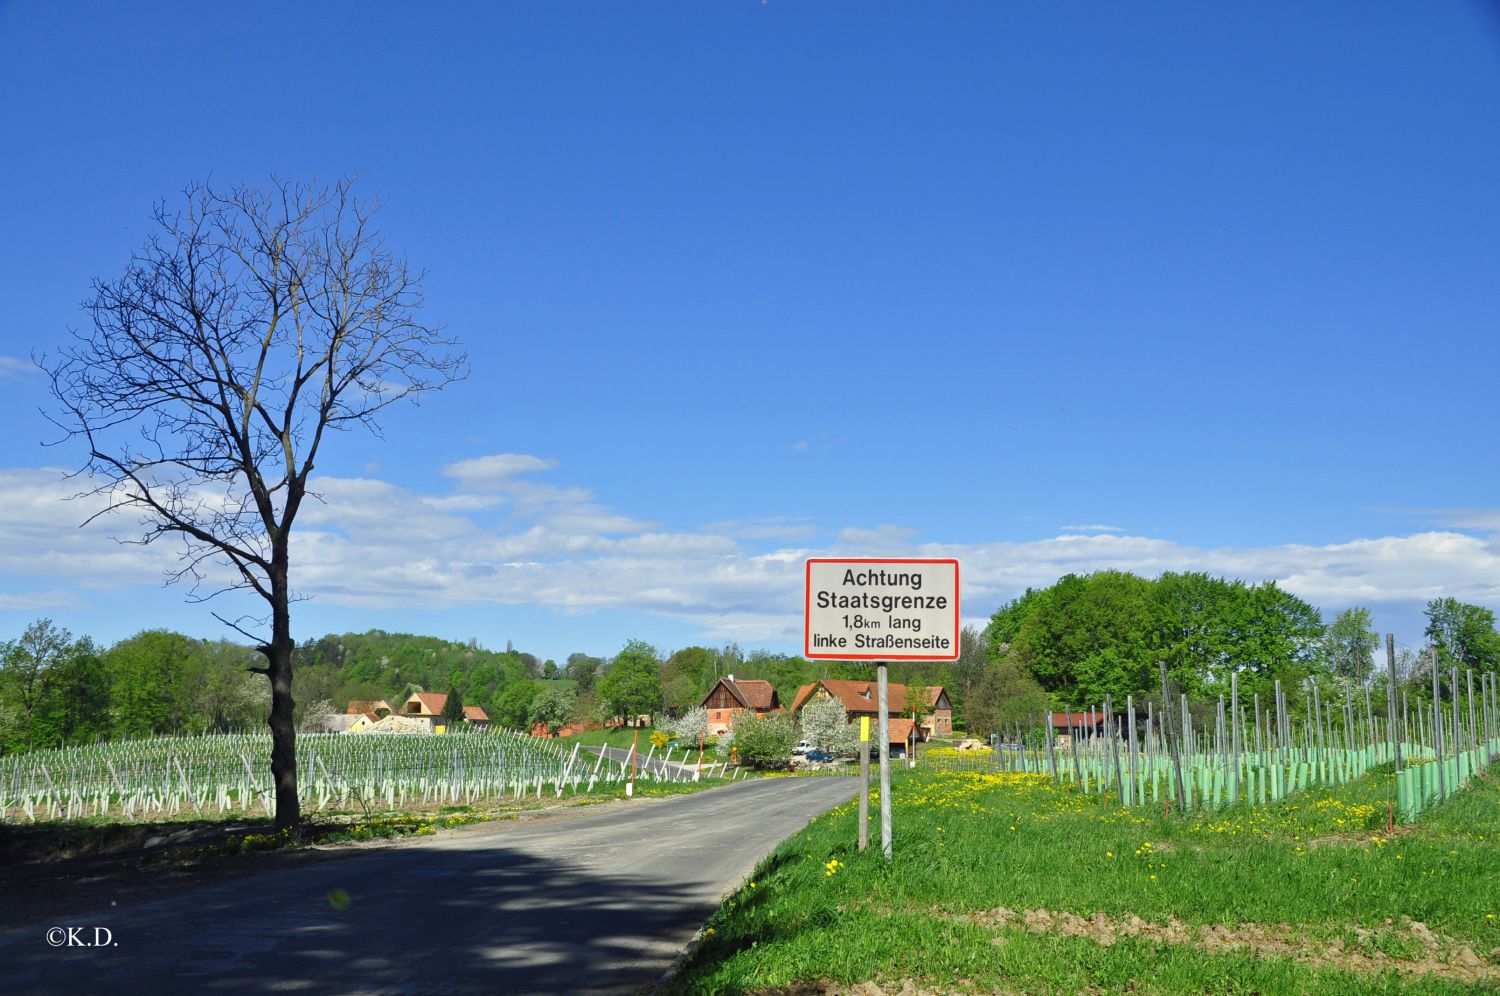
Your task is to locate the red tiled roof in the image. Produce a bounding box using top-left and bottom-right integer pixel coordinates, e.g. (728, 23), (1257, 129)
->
(729, 679), (778, 710)
(464, 705), (489, 722)
(701, 677), (780, 712)
(790, 680), (946, 715)
(1049, 711), (1107, 728)
(347, 699), (390, 715)
(407, 692), (447, 716)
(887, 717), (917, 745)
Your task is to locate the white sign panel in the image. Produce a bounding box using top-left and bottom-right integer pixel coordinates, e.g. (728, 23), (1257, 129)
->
(804, 558), (960, 661)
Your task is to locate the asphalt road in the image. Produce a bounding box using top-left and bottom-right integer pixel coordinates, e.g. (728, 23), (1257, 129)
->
(0, 775), (857, 995)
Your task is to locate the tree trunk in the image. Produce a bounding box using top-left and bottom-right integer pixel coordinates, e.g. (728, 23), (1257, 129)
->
(265, 637), (299, 829)
(263, 552), (300, 830)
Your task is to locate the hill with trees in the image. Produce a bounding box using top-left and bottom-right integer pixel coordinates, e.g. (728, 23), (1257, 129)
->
(2, 582), (1496, 756)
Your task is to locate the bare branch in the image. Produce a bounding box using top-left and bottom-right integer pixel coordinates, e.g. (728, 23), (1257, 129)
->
(211, 610), (268, 646)
(42, 174), (466, 832)
(42, 175), (467, 617)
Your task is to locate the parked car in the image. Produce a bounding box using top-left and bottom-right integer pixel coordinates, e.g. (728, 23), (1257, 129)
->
(805, 749), (834, 762)
(791, 740), (813, 756)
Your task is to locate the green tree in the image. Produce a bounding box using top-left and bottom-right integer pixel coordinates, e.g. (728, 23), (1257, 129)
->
(45, 177), (465, 828)
(104, 630), (197, 738)
(598, 640), (662, 726)
(727, 711), (799, 769)
(1325, 607), (1378, 686)
(965, 657), (1051, 738)
(528, 685), (577, 735)
(988, 572), (1157, 704)
(950, 625), (988, 719)
(1424, 597), (1500, 673)
(564, 653), (604, 692)
(441, 686), (465, 725)
(32, 637), (109, 749)
(189, 640), (271, 732)
(494, 680), (540, 729)
(661, 645), (719, 706)
(722, 648), (816, 708)
(987, 571), (1328, 708)
(0, 619), (75, 752)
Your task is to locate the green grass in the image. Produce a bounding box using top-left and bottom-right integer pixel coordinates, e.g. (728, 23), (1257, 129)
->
(671, 764), (1500, 994)
(555, 727), (660, 750)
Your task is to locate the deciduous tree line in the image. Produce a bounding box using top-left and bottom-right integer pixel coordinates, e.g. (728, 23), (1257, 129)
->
(4, 581), (1493, 756)
(0, 621), (268, 756)
(962, 571), (1500, 737)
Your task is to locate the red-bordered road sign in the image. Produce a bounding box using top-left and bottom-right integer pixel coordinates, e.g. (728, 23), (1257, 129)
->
(804, 558), (960, 661)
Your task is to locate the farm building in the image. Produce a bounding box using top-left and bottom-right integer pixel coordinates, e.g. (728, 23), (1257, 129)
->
(370, 693), (491, 732)
(402, 692), (448, 720)
(1045, 711), (1134, 738)
(788, 679), (953, 739)
(886, 717), (917, 757)
(345, 712), (383, 734)
(700, 676), (781, 735)
(349, 714), (437, 735)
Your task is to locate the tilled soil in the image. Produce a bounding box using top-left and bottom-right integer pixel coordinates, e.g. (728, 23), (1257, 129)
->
(960, 906), (1500, 985)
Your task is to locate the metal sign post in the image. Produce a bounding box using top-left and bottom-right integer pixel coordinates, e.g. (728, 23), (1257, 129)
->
(878, 662), (892, 859)
(803, 558), (960, 863)
(858, 715), (870, 852)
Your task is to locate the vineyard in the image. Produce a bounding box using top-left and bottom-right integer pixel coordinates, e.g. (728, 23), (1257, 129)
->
(0, 729), (721, 823)
(929, 668), (1500, 822)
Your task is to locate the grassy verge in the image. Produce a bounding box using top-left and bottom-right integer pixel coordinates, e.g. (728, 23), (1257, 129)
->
(671, 763), (1500, 994)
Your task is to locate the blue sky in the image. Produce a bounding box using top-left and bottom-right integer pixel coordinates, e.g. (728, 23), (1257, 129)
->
(1, 1), (1497, 665)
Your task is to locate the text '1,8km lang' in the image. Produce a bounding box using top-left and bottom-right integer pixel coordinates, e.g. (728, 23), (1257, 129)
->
(804, 558), (960, 661)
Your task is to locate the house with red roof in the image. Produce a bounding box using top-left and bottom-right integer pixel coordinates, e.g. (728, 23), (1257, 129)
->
(700, 676), (781, 735)
(398, 692), (489, 731)
(788, 679), (953, 740)
(1046, 711), (1116, 736)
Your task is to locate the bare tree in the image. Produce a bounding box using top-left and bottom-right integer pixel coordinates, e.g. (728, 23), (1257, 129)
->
(42, 177), (466, 828)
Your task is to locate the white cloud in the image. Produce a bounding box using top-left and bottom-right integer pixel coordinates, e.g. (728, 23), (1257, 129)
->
(701, 517), (818, 541)
(932, 532), (1500, 618)
(442, 453), (557, 488)
(1, 461), (1498, 649)
(0, 468), (187, 587)
(0, 590), (84, 611)
(836, 525), (918, 550)
(1425, 508), (1500, 532)
(1060, 523), (1125, 533)
(790, 433), (841, 453)
(438, 452), (651, 535)
(0, 356), (34, 380)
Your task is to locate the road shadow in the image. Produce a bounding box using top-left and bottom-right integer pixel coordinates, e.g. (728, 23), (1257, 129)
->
(0, 838), (723, 995)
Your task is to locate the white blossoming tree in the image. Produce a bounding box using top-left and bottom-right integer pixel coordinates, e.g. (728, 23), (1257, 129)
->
(800, 696), (860, 757)
(670, 706), (710, 746)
